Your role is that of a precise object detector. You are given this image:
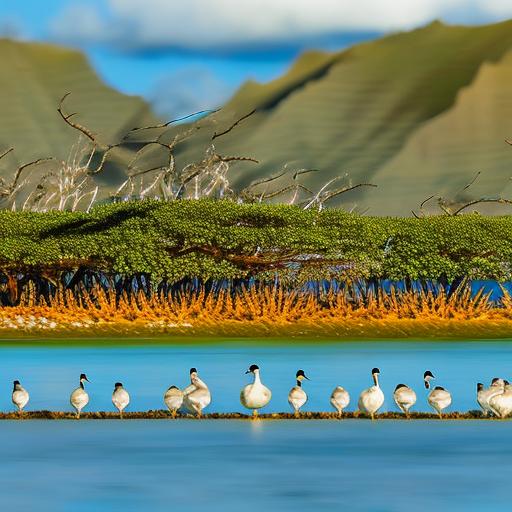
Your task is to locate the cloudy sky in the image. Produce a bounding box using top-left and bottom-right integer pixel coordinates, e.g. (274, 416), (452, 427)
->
(3, 0), (512, 117)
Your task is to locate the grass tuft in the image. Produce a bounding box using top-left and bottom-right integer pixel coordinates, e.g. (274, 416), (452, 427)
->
(1, 284), (512, 339)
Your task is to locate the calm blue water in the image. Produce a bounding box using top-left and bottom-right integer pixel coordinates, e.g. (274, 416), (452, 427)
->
(1, 340), (512, 512)
(0, 420), (511, 511)
(0, 340), (510, 413)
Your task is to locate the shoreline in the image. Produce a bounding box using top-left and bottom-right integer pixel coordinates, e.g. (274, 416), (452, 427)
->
(0, 410), (503, 420)
(1, 317), (512, 341)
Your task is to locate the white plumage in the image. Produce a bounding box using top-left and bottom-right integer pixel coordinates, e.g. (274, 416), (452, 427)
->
(477, 379), (505, 416)
(288, 369), (309, 416)
(12, 380), (29, 413)
(240, 364), (272, 416)
(70, 373), (90, 419)
(424, 370), (451, 417)
(393, 384), (416, 416)
(183, 368), (211, 417)
(164, 386), (184, 418)
(489, 381), (512, 418)
(112, 382), (130, 417)
(330, 386), (350, 418)
(358, 368), (384, 420)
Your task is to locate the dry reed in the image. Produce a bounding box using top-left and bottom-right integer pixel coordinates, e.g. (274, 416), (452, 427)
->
(1, 285), (512, 339)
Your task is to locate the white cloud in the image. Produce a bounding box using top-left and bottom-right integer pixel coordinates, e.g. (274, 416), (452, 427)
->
(51, 0), (512, 51)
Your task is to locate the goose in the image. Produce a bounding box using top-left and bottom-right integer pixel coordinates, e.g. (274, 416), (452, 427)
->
(112, 382), (130, 418)
(477, 378), (505, 417)
(330, 386), (350, 418)
(393, 383), (416, 417)
(164, 386), (184, 418)
(424, 370), (451, 418)
(240, 364), (272, 417)
(12, 380), (29, 414)
(358, 368), (384, 420)
(70, 373), (90, 419)
(183, 368), (211, 417)
(288, 370), (309, 417)
(489, 380), (512, 419)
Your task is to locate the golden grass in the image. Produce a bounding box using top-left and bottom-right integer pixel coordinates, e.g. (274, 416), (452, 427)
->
(1, 285), (512, 339)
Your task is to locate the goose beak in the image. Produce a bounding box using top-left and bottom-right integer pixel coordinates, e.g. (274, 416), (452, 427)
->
(245, 370), (251, 374)
(303, 375), (310, 380)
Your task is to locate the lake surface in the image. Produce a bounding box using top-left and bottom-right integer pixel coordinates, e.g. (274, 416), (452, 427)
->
(1, 420), (511, 511)
(0, 340), (511, 511)
(0, 340), (510, 413)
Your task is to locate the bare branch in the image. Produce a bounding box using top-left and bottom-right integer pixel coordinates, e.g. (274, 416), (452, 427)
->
(219, 155), (259, 164)
(461, 171), (481, 191)
(11, 158), (54, 191)
(57, 93), (98, 144)
(323, 183), (377, 203)
(451, 198), (512, 216)
(212, 109), (256, 141)
(122, 109), (220, 140)
(0, 147), (14, 163)
(293, 168), (320, 180)
(420, 195), (435, 210)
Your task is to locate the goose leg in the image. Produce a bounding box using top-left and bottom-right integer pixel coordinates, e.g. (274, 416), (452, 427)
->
(252, 410), (258, 418)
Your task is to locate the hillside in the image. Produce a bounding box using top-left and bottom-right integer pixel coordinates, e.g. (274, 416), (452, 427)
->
(2, 22), (512, 215)
(0, 39), (159, 186)
(170, 20), (512, 215)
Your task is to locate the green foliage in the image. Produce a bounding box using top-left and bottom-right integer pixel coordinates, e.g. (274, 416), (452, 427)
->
(0, 200), (511, 282)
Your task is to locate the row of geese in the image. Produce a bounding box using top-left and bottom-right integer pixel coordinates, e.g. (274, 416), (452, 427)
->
(8, 366), (512, 419)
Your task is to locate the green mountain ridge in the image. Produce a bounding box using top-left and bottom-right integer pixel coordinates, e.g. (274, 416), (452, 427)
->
(171, 19), (512, 215)
(2, 22), (512, 215)
(0, 38), (159, 186)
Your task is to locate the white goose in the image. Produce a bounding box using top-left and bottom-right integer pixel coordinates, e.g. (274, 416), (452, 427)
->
(70, 373), (90, 419)
(489, 380), (512, 418)
(393, 383), (417, 417)
(424, 370), (452, 418)
(164, 386), (184, 418)
(240, 364), (272, 417)
(183, 368), (211, 417)
(288, 369), (309, 417)
(330, 386), (350, 418)
(12, 380), (29, 414)
(477, 378), (505, 417)
(112, 382), (130, 418)
(358, 367), (384, 420)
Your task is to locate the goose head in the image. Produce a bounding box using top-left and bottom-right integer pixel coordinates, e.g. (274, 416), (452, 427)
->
(13, 380), (21, 391)
(245, 364), (260, 375)
(423, 370), (435, 389)
(372, 367), (380, 386)
(114, 382), (123, 390)
(295, 369), (309, 386)
(477, 383), (484, 392)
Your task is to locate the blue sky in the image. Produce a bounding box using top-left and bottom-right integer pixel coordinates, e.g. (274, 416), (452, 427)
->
(2, 1), (512, 117)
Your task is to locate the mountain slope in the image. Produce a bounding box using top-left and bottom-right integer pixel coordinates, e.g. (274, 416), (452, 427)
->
(0, 39), (159, 185)
(171, 19), (512, 214)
